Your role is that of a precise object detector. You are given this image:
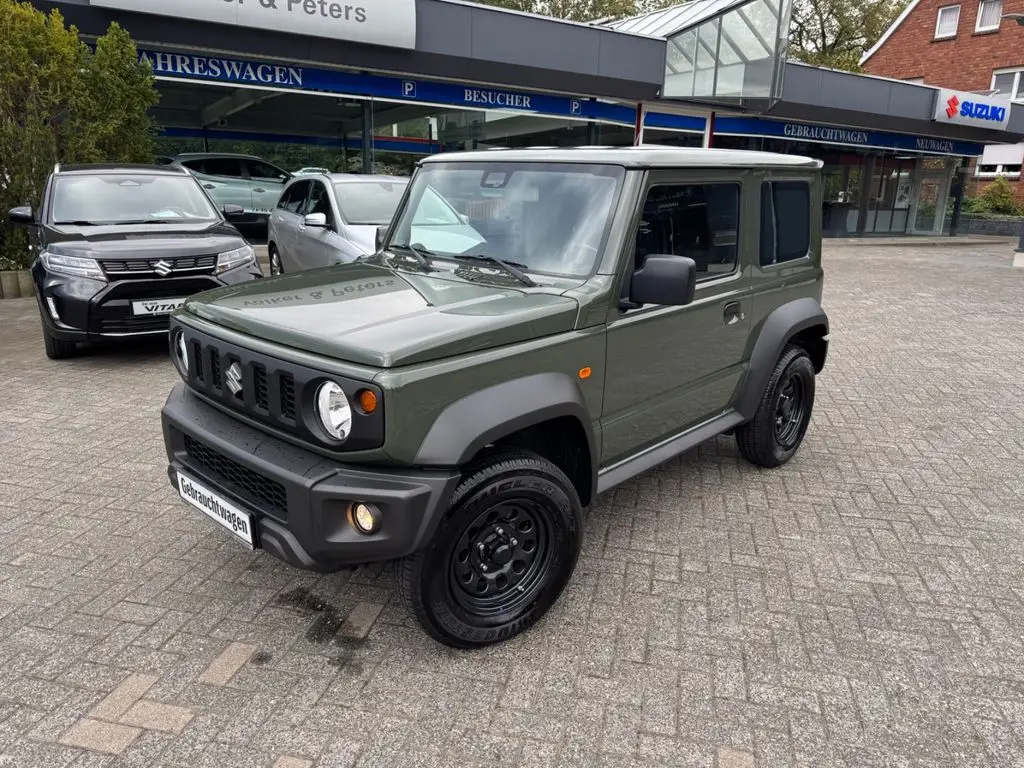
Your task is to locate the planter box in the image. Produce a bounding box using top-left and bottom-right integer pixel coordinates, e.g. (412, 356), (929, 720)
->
(0, 270), (32, 299)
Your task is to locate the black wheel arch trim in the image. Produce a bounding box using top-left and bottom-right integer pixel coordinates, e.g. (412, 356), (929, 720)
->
(413, 372), (599, 501)
(735, 297), (829, 422)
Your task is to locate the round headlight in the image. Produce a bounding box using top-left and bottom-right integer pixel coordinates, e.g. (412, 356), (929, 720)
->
(315, 381), (353, 441)
(173, 330), (189, 377)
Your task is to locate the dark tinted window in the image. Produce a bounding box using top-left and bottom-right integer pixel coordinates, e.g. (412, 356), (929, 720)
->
(200, 158), (243, 178)
(278, 181), (309, 213)
(635, 183), (739, 281)
(761, 181), (810, 266)
(247, 160), (289, 181)
(304, 182), (332, 222)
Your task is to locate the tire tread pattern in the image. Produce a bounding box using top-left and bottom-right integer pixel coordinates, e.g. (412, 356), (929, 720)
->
(736, 345), (814, 468)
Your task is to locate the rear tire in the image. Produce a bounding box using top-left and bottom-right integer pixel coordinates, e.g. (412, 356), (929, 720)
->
(736, 345), (815, 468)
(399, 449), (582, 649)
(42, 327), (76, 360)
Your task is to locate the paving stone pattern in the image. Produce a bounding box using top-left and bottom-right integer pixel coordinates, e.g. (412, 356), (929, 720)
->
(1, 242), (1023, 767)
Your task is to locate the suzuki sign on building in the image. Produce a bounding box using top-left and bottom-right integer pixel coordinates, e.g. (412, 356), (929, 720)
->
(91, 0), (416, 49)
(933, 88), (1012, 130)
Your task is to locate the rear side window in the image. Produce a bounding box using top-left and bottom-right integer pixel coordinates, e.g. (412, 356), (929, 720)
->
(201, 158), (244, 178)
(760, 181), (811, 266)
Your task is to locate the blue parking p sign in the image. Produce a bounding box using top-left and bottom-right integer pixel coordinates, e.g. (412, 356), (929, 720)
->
(570, 100), (582, 115)
(402, 80), (417, 98)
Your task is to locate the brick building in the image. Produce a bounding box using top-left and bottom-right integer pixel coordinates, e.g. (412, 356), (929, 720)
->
(862, 0), (1024, 199)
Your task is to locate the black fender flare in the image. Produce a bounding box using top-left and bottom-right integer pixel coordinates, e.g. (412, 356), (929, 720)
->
(414, 372), (598, 498)
(736, 297), (829, 421)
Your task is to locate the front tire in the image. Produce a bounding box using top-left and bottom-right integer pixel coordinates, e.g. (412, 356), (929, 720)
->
(42, 326), (76, 360)
(399, 450), (582, 649)
(736, 345), (816, 468)
(268, 244), (283, 276)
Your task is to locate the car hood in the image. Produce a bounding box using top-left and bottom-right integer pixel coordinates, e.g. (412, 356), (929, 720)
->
(341, 225), (379, 256)
(43, 221), (245, 260)
(183, 262), (579, 368)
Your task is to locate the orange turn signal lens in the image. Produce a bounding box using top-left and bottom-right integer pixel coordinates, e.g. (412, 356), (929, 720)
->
(578, 367), (592, 380)
(358, 389), (378, 414)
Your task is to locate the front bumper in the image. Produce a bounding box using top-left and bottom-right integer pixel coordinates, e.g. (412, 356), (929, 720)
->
(162, 382), (461, 571)
(33, 262), (261, 342)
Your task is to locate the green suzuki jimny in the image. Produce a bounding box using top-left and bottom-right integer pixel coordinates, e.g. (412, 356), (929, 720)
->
(162, 147), (828, 648)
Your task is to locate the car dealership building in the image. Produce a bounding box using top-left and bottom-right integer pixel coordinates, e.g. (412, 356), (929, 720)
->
(32, 0), (1024, 237)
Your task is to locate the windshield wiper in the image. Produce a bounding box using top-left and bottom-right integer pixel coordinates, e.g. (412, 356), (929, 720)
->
(113, 219), (178, 225)
(454, 254), (536, 287)
(53, 220), (102, 226)
(387, 243), (437, 271)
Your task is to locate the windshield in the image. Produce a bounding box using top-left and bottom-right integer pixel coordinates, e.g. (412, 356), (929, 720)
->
(333, 180), (408, 225)
(51, 174), (219, 224)
(387, 162), (624, 279)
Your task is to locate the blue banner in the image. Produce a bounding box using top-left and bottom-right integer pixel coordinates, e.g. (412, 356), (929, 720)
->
(139, 48), (635, 124)
(715, 116), (983, 157)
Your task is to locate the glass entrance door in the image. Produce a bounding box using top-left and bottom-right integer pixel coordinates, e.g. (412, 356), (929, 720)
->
(865, 156), (916, 234)
(913, 158), (955, 234)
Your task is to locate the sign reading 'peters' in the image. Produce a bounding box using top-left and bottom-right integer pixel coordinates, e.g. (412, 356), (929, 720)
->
(91, 0), (416, 49)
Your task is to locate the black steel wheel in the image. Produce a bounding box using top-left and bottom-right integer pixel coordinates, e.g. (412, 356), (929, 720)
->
(399, 449), (582, 648)
(736, 345), (815, 468)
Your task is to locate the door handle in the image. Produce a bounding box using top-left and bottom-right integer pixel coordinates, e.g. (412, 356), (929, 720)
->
(253, 187), (266, 193)
(723, 301), (744, 326)
(204, 184), (216, 189)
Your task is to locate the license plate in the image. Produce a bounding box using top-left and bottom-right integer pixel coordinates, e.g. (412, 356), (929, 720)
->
(132, 298), (186, 316)
(175, 472), (255, 548)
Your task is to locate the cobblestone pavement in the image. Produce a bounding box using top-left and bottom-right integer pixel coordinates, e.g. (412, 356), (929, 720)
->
(2, 242), (1024, 768)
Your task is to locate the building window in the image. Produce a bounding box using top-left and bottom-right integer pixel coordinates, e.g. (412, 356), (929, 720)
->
(635, 183), (739, 281)
(935, 4), (961, 38)
(976, 163), (1022, 177)
(992, 68), (1024, 99)
(976, 0), (1003, 31)
(760, 182), (811, 266)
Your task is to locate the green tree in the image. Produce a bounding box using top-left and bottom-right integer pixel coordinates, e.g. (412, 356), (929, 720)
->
(789, 0), (909, 72)
(0, 1), (159, 268)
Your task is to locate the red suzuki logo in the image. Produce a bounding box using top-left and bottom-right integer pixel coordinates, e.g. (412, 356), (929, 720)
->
(945, 94), (960, 118)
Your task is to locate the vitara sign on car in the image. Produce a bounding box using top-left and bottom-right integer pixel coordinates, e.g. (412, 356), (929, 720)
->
(932, 88), (1012, 129)
(91, 0), (416, 49)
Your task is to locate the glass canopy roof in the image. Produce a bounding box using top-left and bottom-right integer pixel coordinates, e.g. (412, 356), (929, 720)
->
(603, 0), (793, 105)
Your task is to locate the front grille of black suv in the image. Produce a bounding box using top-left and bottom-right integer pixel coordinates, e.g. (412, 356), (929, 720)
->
(174, 321), (385, 452)
(183, 435), (287, 518)
(101, 254), (218, 278)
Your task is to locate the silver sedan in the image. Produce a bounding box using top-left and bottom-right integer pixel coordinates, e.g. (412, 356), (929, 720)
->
(267, 173), (408, 274)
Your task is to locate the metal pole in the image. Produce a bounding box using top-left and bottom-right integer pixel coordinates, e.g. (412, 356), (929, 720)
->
(361, 100), (373, 174)
(586, 121), (599, 145)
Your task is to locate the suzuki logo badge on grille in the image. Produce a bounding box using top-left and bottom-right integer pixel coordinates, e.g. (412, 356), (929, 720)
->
(225, 362), (243, 397)
(153, 259), (173, 277)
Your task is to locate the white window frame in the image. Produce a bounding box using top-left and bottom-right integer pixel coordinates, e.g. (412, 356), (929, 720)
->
(903, 77), (926, 84)
(991, 67), (1024, 100)
(935, 4), (961, 38)
(975, 0), (1003, 32)
(975, 163), (1022, 178)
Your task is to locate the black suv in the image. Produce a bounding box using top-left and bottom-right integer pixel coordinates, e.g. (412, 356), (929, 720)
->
(7, 164), (263, 360)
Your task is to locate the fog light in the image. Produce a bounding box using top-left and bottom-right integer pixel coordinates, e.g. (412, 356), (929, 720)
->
(45, 297), (60, 321)
(350, 502), (381, 534)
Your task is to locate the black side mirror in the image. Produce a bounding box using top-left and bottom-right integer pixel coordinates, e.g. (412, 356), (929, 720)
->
(375, 225), (388, 252)
(622, 254), (697, 310)
(223, 204), (244, 218)
(8, 206), (33, 225)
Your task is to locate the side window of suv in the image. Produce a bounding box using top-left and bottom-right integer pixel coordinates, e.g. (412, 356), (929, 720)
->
(247, 160), (289, 183)
(760, 181), (811, 266)
(201, 158), (244, 178)
(304, 182), (334, 226)
(634, 183), (739, 281)
(278, 181), (310, 213)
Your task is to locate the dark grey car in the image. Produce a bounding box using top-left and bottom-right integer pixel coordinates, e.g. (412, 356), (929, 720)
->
(267, 173), (408, 274)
